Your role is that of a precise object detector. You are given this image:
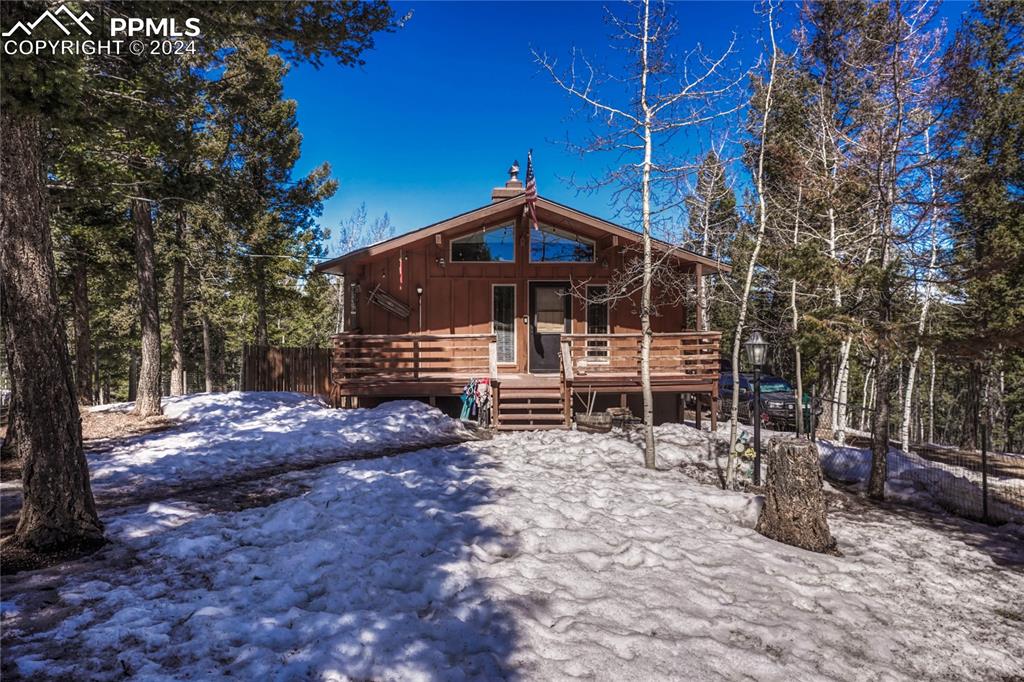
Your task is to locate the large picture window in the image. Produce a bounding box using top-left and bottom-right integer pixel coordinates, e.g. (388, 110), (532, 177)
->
(451, 224), (515, 262)
(492, 285), (516, 364)
(530, 225), (595, 263)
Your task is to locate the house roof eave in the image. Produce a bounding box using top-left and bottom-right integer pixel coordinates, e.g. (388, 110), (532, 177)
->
(315, 193), (732, 275)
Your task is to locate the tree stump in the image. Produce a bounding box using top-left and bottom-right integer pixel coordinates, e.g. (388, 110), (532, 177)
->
(755, 437), (839, 555)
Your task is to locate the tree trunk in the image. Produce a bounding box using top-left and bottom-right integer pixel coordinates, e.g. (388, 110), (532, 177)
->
(128, 354), (138, 401)
(254, 260), (269, 346)
(1, 389), (16, 461)
(202, 311), (215, 393)
(868, 252), (893, 500)
(638, 0), (656, 469)
(728, 6), (777, 485)
(791, 186), (803, 437)
(832, 335), (852, 443)
(71, 254), (94, 406)
(132, 197), (162, 416)
(169, 212), (186, 396)
(0, 111), (103, 550)
(756, 437), (838, 555)
(859, 358), (874, 432)
(216, 332), (227, 391)
(903, 130), (939, 452)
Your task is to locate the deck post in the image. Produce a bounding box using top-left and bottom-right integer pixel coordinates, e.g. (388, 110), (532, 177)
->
(695, 262), (704, 331)
(695, 393), (702, 430)
(492, 382), (500, 429)
(560, 339), (574, 428)
(710, 389), (718, 432)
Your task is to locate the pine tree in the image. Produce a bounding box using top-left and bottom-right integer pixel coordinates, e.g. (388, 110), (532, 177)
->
(940, 0), (1024, 449)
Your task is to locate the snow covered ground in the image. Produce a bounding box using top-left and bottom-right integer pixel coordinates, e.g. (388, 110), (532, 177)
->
(3, 396), (1023, 680)
(85, 392), (467, 498)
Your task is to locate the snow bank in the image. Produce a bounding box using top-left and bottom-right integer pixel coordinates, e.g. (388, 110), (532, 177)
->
(86, 391), (466, 496)
(818, 440), (1024, 524)
(5, 423), (1021, 680)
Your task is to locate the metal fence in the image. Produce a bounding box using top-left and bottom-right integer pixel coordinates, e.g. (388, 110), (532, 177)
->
(819, 430), (1024, 526)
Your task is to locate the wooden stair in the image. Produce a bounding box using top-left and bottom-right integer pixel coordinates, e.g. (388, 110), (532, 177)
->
(495, 386), (568, 431)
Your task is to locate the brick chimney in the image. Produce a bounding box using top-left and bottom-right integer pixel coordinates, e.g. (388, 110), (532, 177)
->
(492, 160), (524, 201)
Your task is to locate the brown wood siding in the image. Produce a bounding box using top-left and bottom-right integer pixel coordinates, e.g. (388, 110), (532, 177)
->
(342, 209), (698, 373)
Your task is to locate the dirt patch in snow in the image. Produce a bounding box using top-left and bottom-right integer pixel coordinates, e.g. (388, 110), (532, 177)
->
(81, 410), (178, 448)
(0, 536), (107, 576)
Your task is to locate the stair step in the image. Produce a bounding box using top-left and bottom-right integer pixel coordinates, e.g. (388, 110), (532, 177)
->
(500, 390), (563, 399)
(499, 402), (564, 410)
(496, 423), (567, 431)
(496, 413), (567, 422)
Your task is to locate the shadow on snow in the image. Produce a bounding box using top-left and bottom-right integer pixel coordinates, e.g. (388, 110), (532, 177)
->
(2, 443), (521, 680)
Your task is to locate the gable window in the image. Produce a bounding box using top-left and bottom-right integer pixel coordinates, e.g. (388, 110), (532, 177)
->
(492, 285), (516, 364)
(450, 223), (515, 262)
(530, 225), (595, 263)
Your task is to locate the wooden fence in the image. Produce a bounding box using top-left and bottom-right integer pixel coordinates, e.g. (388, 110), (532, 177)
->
(241, 345), (335, 403)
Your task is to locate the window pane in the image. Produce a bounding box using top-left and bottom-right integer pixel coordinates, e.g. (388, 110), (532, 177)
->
(451, 224), (515, 262)
(493, 286), (515, 363)
(587, 286), (608, 334)
(535, 287), (566, 333)
(530, 225), (595, 262)
(586, 286), (609, 358)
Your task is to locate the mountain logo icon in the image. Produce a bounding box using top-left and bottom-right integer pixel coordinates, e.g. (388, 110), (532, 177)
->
(3, 5), (94, 37)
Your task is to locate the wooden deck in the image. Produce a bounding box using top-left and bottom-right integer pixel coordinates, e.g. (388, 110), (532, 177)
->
(330, 332), (720, 430)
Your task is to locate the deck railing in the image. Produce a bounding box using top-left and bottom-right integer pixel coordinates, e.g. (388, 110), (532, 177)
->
(561, 332), (721, 381)
(331, 333), (499, 385)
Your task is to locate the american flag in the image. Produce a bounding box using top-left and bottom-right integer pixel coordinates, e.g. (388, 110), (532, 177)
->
(524, 149), (539, 230)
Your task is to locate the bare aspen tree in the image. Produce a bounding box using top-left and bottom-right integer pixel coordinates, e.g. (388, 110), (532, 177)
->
(927, 350), (936, 444)
(864, 1), (943, 500)
(538, 0), (740, 469)
(682, 145), (738, 331)
(726, 0), (780, 486)
(793, 4), (881, 446)
(900, 129), (940, 453)
(790, 185), (804, 436)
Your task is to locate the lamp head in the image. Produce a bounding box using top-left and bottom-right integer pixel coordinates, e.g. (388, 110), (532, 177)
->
(744, 329), (768, 368)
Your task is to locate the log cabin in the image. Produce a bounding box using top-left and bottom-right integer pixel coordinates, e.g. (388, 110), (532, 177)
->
(315, 166), (729, 431)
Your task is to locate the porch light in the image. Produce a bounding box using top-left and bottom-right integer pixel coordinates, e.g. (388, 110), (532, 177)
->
(744, 330), (768, 368)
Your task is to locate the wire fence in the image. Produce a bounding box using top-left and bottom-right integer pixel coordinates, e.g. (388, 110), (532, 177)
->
(818, 429), (1024, 526)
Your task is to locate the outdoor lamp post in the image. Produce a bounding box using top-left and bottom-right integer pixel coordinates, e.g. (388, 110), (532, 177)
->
(744, 330), (768, 485)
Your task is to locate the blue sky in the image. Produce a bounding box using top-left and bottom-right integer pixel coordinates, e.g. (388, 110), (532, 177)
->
(282, 1), (972, 256)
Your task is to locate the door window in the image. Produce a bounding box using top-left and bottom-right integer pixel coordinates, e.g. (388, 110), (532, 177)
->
(492, 285), (515, 364)
(534, 286), (566, 333)
(586, 286), (609, 359)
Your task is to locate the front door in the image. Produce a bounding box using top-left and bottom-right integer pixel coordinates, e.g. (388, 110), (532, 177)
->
(529, 282), (570, 373)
